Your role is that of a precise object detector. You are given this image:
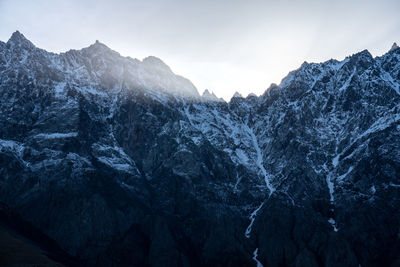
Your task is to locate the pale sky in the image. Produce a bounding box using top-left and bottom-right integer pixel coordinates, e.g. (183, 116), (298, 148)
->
(1, 0), (399, 100)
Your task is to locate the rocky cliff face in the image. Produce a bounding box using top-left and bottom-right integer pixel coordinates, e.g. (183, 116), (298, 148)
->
(0, 31), (399, 267)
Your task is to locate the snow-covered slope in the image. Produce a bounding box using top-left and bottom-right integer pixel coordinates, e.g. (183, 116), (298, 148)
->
(1, 32), (399, 267)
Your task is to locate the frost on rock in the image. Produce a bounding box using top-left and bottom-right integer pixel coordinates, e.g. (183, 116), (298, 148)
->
(91, 143), (139, 174)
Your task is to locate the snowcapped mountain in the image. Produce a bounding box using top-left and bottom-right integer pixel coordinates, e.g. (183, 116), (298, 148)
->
(0, 32), (399, 267)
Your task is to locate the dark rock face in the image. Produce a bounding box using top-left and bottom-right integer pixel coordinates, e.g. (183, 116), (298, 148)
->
(0, 32), (400, 267)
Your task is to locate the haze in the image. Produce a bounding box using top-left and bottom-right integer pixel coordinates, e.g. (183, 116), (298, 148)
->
(1, 0), (399, 100)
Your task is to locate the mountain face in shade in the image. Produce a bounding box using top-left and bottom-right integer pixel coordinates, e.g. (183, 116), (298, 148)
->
(0, 32), (400, 267)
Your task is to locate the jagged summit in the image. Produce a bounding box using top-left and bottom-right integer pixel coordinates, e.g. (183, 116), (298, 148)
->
(91, 39), (108, 48)
(350, 49), (373, 60)
(7, 30), (35, 49)
(389, 42), (399, 52)
(202, 89), (224, 102)
(202, 89), (214, 98)
(83, 39), (117, 56)
(8, 30), (26, 42)
(4, 31), (399, 103)
(1, 31), (200, 99)
(232, 91), (243, 99)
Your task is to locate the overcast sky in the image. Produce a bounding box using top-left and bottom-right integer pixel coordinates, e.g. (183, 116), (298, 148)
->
(1, 0), (399, 100)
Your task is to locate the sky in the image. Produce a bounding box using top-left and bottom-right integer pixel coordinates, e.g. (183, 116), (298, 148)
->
(0, 0), (399, 100)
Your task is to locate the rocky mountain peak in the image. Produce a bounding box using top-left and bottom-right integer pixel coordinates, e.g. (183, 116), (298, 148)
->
(91, 39), (106, 48)
(83, 40), (117, 57)
(351, 49), (373, 60)
(0, 32), (201, 100)
(232, 91), (243, 98)
(202, 89), (213, 98)
(389, 42), (399, 52)
(202, 89), (224, 102)
(7, 31), (35, 50)
(9, 30), (26, 42)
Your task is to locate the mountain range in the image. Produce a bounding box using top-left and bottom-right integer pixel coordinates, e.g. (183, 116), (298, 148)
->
(0, 31), (400, 267)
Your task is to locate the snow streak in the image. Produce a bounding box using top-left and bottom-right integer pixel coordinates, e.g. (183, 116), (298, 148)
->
(252, 248), (264, 267)
(245, 202), (264, 238)
(245, 125), (275, 195)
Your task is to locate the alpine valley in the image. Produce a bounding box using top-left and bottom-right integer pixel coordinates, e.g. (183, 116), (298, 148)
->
(1, 31), (400, 267)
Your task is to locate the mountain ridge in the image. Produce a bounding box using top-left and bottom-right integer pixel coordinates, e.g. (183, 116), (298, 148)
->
(0, 31), (400, 266)
(3, 31), (398, 100)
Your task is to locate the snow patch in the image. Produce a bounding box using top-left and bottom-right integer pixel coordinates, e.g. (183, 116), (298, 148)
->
(235, 149), (249, 165)
(328, 218), (339, 232)
(338, 68), (356, 92)
(337, 166), (354, 181)
(326, 173), (335, 203)
(370, 185), (376, 194)
(332, 154), (340, 167)
(35, 132), (78, 139)
(191, 136), (202, 146)
(91, 143), (138, 173)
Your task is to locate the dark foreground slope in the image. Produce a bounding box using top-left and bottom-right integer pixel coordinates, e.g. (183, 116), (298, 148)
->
(0, 32), (400, 266)
(0, 202), (81, 266)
